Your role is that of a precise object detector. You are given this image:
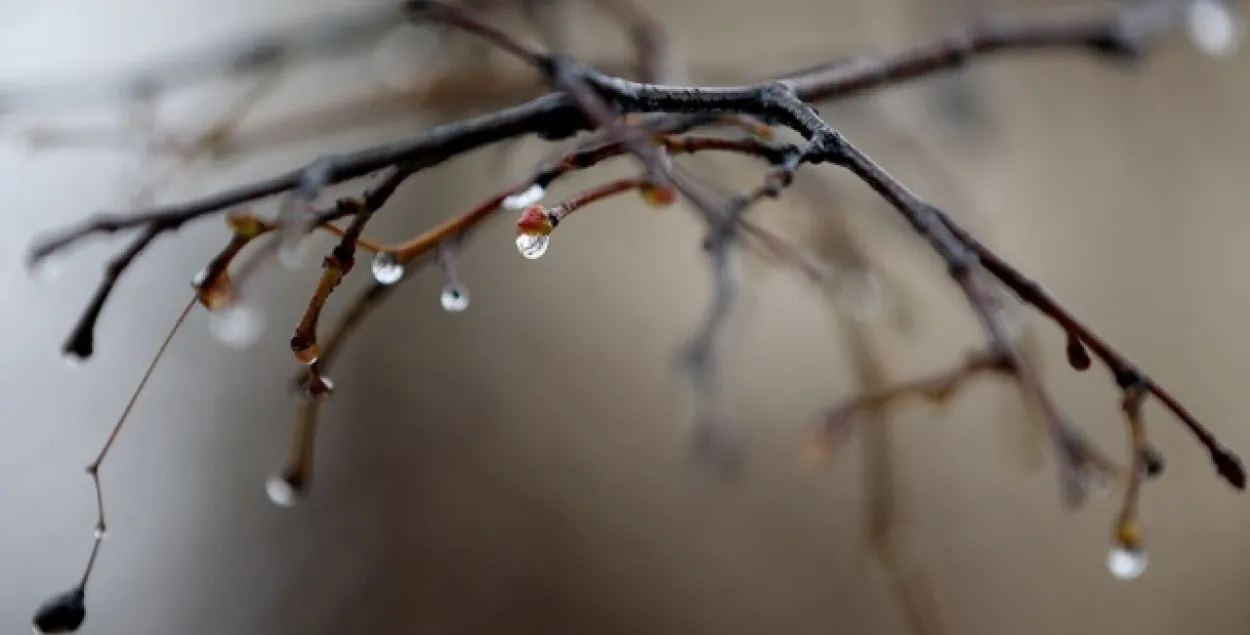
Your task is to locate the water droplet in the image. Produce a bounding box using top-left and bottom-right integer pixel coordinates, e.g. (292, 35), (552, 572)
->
(92, 527), (106, 540)
(292, 340), (320, 365)
(31, 587), (86, 634)
(503, 184), (546, 210)
(1106, 545), (1148, 580)
(192, 268), (234, 310)
(515, 233), (549, 260)
(1188, 0), (1240, 58)
(371, 252), (404, 285)
(1138, 445), (1166, 479)
(208, 302), (264, 350)
(265, 474), (302, 508)
(62, 351), (86, 368)
(439, 284), (469, 312)
(297, 374), (336, 403)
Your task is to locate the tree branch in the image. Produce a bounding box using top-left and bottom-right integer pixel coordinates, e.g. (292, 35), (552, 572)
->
(26, 1), (1247, 632)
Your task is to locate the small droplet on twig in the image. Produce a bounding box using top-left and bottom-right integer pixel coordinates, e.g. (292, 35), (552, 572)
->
(502, 184), (546, 210)
(62, 350), (87, 368)
(439, 284), (469, 312)
(515, 233), (550, 260)
(1188, 0), (1241, 58)
(1106, 544), (1148, 580)
(265, 474), (303, 508)
(208, 301), (265, 350)
(190, 267), (208, 288)
(515, 204), (555, 260)
(296, 374), (335, 403)
(370, 252), (404, 285)
(31, 587), (86, 634)
(292, 341), (320, 365)
(1138, 445), (1166, 479)
(192, 268), (235, 310)
(1107, 518), (1148, 580)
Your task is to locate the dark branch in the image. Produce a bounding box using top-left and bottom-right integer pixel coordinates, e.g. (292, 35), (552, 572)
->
(26, 2), (1247, 631)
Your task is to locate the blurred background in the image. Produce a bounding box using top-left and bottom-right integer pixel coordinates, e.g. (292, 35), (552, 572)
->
(1, 0), (1248, 634)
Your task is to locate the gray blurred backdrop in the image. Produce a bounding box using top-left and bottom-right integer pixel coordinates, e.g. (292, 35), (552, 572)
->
(2, 0), (1249, 634)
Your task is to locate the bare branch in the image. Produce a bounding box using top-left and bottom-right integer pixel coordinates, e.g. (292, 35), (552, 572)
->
(24, 1), (1247, 632)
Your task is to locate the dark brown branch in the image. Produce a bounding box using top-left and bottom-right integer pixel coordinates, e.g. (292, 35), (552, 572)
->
(61, 226), (159, 361)
(938, 217), (1245, 488)
(27, 6), (1249, 632)
(27, 2), (1248, 634)
(32, 0), (1198, 365)
(32, 0), (1244, 490)
(32, 0), (1188, 260)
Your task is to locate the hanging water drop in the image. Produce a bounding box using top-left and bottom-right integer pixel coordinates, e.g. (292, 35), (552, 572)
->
(1106, 545), (1148, 580)
(265, 474), (303, 508)
(503, 184), (546, 210)
(190, 267), (208, 288)
(440, 284), (470, 312)
(192, 268), (234, 310)
(1138, 445), (1166, 479)
(297, 374), (336, 403)
(92, 526), (106, 540)
(292, 343), (319, 365)
(371, 252), (404, 285)
(208, 302), (264, 350)
(62, 351), (86, 368)
(1188, 0), (1240, 58)
(515, 233), (550, 260)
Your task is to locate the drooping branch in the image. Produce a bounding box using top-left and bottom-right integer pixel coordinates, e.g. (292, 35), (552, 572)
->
(27, 0), (1243, 500)
(30, 0), (1205, 366)
(24, 1), (1248, 634)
